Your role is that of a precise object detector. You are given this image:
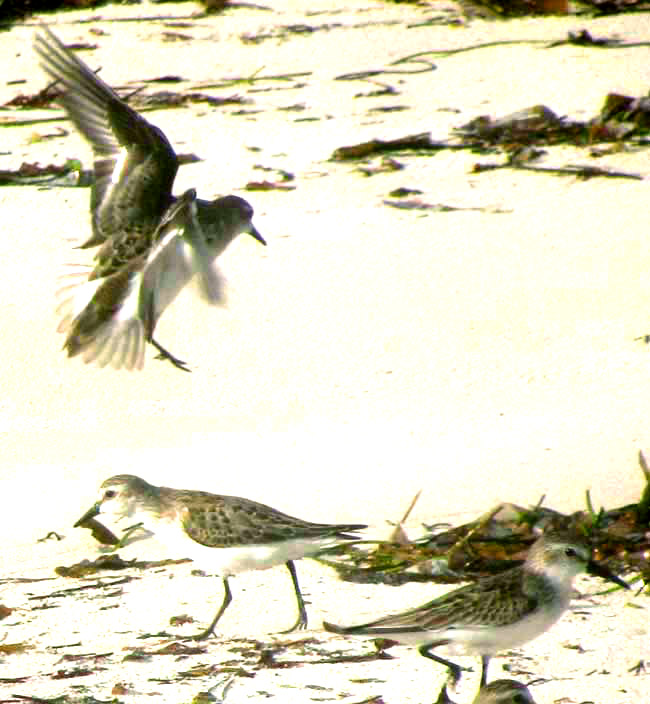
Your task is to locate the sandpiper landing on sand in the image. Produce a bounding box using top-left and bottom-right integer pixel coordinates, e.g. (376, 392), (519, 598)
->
(35, 28), (265, 371)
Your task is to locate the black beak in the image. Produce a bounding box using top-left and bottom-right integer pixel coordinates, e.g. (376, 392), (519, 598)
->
(74, 502), (101, 528)
(249, 224), (266, 246)
(587, 559), (629, 589)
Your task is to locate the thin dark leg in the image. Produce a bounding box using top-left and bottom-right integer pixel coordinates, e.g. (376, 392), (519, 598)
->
(190, 577), (232, 641)
(278, 560), (308, 633)
(150, 336), (191, 372)
(479, 655), (490, 687)
(418, 644), (468, 686)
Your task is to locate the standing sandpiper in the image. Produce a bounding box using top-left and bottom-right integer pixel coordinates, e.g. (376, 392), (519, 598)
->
(324, 532), (628, 686)
(35, 28), (266, 371)
(75, 474), (366, 639)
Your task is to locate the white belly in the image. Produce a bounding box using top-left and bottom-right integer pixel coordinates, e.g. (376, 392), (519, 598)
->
(134, 517), (341, 577)
(384, 597), (569, 655)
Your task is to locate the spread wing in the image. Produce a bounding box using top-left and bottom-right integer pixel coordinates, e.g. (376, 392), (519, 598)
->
(34, 27), (178, 252)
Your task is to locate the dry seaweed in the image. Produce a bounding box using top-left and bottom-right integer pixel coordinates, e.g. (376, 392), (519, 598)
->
(245, 165), (295, 191)
(55, 555), (190, 578)
(331, 133), (450, 161)
(0, 160), (87, 187)
(318, 451), (650, 587)
(456, 94), (650, 149)
(383, 199), (509, 213)
(331, 92), (650, 192)
(0, 641), (33, 654)
(4, 80), (60, 109)
(28, 577), (133, 601)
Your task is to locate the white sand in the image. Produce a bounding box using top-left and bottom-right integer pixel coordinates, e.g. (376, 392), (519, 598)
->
(0, 1), (647, 701)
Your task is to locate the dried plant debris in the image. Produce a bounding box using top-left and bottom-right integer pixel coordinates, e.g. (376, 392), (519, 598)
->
(594, 92), (650, 139)
(355, 82), (400, 99)
(74, 517), (120, 546)
(472, 154), (642, 180)
(356, 157), (405, 177)
(56, 555), (190, 578)
(220, 637), (394, 671)
(384, 199), (510, 213)
(0, 160), (89, 187)
(127, 91), (247, 110)
(456, 93), (650, 149)
(0, 641), (34, 654)
(51, 667), (94, 679)
(388, 187), (423, 198)
(13, 694), (117, 704)
(454, 105), (577, 146)
(30, 577), (133, 602)
(332, 92), (650, 192)
(4, 81), (61, 109)
(240, 19), (404, 45)
(123, 641), (208, 657)
(547, 29), (627, 47)
(6, 73), (248, 125)
(245, 165), (295, 191)
(319, 451), (650, 588)
(332, 133), (449, 161)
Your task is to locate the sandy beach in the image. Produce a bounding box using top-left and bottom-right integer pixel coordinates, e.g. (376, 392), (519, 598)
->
(0, 1), (648, 701)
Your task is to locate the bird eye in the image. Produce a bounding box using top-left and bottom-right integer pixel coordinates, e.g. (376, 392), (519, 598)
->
(104, 489), (117, 499)
(565, 547), (576, 558)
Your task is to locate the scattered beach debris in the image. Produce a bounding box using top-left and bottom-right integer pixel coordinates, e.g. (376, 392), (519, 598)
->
(331, 91), (650, 196)
(318, 451), (650, 588)
(0, 641), (33, 655)
(383, 199), (510, 213)
(245, 165), (295, 191)
(454, 95), (650, 150)
(388, 187), (423, 198)
(29, 576), (133, 600)
(55, 555), (190, 578)
(472, 158), (642, 180)
(127, 90), (247, 110)
(4, 81), (60, 109)
(0, 160), (88, 187)
(454, 105), (575, 145)
(331, 133), (448, 161)
(356, 156), (405, 177)
(11, 695), (111, 703)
